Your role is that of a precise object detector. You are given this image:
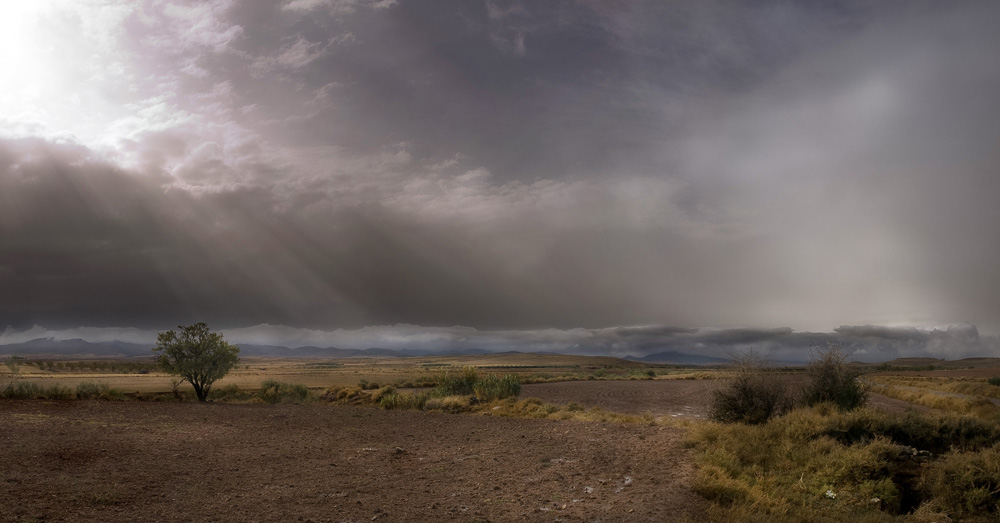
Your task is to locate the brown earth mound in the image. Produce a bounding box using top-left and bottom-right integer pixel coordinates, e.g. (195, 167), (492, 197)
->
(1, 400), (705, 522)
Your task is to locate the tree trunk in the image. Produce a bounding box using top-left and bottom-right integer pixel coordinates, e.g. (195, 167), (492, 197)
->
(193, 382), (207, 402)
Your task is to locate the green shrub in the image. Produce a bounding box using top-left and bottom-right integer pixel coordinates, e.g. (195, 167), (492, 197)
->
(472, 373), (521, 401)
(258, 380), (311, 404)
(988, 376), (1000, 387)
(321, 385), (365, 403)
(370, 385), (396, 404)
(358, 379), (382, 390)
(75, 381), (124, 400)
(709, 351), (792, 424)
(210, 383), (252, 402)
(802, 346), (869, 411)
(433, 366), (479, 396)
(378, 390), (428, 410)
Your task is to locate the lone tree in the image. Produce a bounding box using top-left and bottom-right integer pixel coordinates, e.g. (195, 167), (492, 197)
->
(154, 323), (240, 402)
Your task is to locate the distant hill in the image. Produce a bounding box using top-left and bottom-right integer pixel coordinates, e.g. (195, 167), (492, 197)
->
(0, 339), (723, 363)
(207, 344), (408, 358)
(625, 351), (730, 365)
(399, 348), (495, 357)
(0, 339), (414, 359)
(0, 338), (152, 358)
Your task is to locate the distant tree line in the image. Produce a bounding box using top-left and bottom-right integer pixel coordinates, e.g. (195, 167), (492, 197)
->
(27, 360), (158, 374)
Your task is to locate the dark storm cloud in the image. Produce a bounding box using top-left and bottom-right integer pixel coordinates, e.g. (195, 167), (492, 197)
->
(834, 325), (930, 343)
(0, 137), (287, 329)
(0, 136), (702, 330)
(216, 0), (909, 182)
(3, 1), (1000, 348)
(615, 326), (699, 338)
(285, 322), (996, 363)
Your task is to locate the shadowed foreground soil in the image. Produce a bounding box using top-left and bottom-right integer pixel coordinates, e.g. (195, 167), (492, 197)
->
(1, 400), (705, 522)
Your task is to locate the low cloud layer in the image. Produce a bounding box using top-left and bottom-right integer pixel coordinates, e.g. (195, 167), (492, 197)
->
(2, 322), (997, 363)
(3, 2), (1000, 347)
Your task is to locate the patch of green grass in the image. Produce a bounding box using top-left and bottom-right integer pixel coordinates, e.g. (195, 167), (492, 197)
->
(75, 381), (126, 400)
(432, 366), (480, 396)
(1, 382), (75, 399)
(473, 373), (521, 401)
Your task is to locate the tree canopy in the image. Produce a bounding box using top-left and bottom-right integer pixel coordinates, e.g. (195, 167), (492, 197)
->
(154, 323), (239, 402)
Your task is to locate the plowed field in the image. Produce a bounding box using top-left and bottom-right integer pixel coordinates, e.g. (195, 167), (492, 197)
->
(1, 400), (705, 522)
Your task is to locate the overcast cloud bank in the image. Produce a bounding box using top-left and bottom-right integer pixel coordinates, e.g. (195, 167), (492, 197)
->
(2, 322), (997, 363)
(2, 2), (1000, 351)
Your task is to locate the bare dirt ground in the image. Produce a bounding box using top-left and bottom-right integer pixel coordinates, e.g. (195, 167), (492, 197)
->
(522, 379), (929, 417)
(522, 381), (715, 419)
(1, 400), (705, 523)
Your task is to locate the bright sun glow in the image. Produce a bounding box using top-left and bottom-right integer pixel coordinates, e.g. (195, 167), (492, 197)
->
(1, 2), (60, 134)
(0, 1), (134, 147)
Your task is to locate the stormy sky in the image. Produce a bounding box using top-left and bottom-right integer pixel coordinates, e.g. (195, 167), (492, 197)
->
(2, 1), (1000, 359)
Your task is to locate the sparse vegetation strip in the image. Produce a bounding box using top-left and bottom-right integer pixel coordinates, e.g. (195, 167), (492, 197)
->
(871, 382), (999, 418)
(873, 375), (1000, 401)
(687, 405), (1000, 521)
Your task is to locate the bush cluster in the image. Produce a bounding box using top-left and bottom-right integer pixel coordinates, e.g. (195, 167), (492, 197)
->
(801, 348), (870, 410)
(432, 366), (480, 396)
(76, 381), (125, 400)
(472, 373), (522, 401)
(709, 346), (870, 425)
(1, 382), (75, 400)
(708, 351), (792, 425)
(207, 384), (253, 402)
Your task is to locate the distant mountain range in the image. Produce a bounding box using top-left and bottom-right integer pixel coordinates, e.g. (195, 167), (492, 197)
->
(0, 338), (541, 359)
(238, 345), (408, 358)
(0, 338), (153, 358)
(624, 351), (731, 365)
(0, 337), (731, 364)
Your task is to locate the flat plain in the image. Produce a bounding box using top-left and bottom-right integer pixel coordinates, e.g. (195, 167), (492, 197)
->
(4, 354), (1000, 522)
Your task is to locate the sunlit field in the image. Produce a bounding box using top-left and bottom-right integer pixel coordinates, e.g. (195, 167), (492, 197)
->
(5, 353), (679, 395)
